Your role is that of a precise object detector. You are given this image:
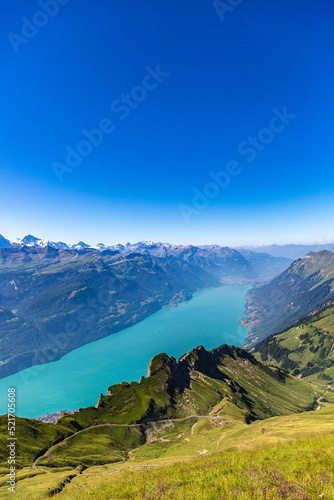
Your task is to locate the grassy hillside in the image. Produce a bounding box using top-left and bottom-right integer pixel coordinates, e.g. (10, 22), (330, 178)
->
(0, 416), (74, 469)
(0, 343), (332, 499)
(0, 344), (319, 472)
(61, 431), (334, 500)
(242, 250), (334, 347)
(1, 405), (333, 499)
(252, 303), (334, 385)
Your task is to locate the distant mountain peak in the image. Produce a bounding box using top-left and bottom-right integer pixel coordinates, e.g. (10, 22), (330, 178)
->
(21, 234), (40, 243)
(71, 241), (91, 250)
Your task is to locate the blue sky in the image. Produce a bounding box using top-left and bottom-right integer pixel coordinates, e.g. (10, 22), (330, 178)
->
(1, 0), (334, 246)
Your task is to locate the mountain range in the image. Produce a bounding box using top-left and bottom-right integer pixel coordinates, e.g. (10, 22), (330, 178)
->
(0, 246), (221, 378)
(0, 237), (294, 378)
(5, 234), (334, 258)
(3, 234), (334, 261)
(3, 235), (334, 380)
(0, 234), (291, 280)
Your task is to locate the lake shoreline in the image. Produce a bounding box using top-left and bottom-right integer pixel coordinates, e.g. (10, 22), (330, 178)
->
(0, 285), (251, 419)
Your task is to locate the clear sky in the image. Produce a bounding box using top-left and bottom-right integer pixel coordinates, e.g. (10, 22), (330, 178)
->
(1, 0), (334, 246)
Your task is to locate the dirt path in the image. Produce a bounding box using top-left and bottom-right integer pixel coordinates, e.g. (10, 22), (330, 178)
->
(316, 391), (329, 410)
(190, 421), (197, 435)
(32, 416), (217, 470)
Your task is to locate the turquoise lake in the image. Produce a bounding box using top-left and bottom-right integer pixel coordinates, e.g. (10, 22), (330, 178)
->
(0, 285), (250, 418)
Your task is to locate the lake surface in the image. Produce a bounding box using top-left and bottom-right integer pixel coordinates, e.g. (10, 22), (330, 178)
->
(0, 285), (250, 418)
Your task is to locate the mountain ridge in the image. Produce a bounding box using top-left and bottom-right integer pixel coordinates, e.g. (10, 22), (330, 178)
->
(242, 250), (334, 348)
(0, 234), (291, 281)
(0, 343), (318, 470)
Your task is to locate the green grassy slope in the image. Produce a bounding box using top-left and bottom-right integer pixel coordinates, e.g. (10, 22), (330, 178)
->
(0, 345), (319, 471)
(37, 426), (145, 468)
(0, 417), (74, 469)
(62, 432), (334, 500)
(1, 405), (333, 499)
(252, 303), (334, 385)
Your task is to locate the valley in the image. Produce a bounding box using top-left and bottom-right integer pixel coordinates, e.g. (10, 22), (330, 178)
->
(0, 246), (220, 379)
(0, 238), (291, 380)
(1, 243), (334, 499)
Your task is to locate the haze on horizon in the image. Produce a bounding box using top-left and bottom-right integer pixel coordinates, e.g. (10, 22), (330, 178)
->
(1, 1), (334, 246)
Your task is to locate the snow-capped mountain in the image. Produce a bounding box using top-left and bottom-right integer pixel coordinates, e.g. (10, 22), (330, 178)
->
(106, 241), (173, 255)
(5, 234), (91, 251)
(0, 235), (174, 253)
(71, 241), (91, 250)
(11, 235), (70, 250)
